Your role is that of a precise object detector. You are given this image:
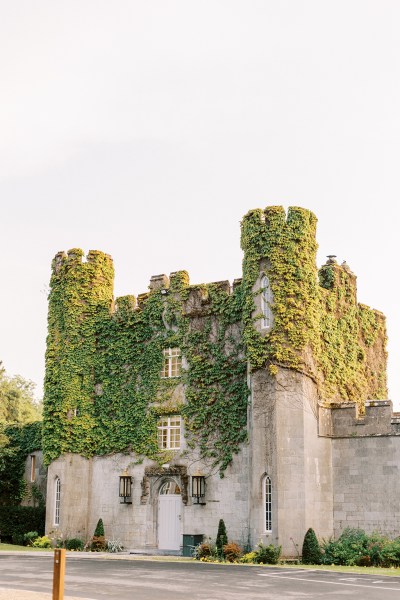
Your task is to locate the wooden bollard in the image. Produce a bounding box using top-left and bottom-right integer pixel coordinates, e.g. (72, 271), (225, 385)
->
(53, 548), (66, 600)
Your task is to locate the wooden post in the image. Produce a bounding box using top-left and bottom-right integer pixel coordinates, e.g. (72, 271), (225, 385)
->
(53, 548), (66, 600)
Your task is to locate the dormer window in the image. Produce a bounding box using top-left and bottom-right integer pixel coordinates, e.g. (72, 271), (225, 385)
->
(161, 348), (182, 378)
(261, 275), (273, 330)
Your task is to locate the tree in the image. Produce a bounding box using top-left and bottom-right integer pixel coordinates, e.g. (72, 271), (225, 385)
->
(302, 528), (322, 564)
(0, 361), (42, 425)
(216, 519), (228, 558)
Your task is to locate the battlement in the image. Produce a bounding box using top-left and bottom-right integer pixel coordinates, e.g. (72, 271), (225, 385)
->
(52, 248), (113, 274)
(240, 205), (317, 252)
(319, 400), (400, 437)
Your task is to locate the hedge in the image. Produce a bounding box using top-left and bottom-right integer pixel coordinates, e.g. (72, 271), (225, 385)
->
(0, 505), (45, 544)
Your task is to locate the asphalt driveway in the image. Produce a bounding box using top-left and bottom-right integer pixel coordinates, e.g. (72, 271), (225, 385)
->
(1, 553), (400, 600)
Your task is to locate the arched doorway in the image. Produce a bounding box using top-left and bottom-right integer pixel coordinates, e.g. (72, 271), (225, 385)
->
(158, 479), (182, 550)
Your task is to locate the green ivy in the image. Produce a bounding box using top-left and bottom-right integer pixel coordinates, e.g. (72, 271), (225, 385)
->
(43, 208), (387, 474)
(43, 253), (248, 475)
(240, 207), (387, 407)
(0, 421), (42, 505)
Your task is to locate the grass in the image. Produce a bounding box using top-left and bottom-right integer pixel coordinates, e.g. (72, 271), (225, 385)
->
(1, 544), (399, 577)
(279, 562), (400, 577)
(0, 543), (52, 552)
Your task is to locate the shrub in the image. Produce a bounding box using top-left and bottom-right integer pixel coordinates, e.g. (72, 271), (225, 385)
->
(66, 538), (84, 551)
(107, 539), (124, 553)
(321, 529), (387, 566)
(93, 518), (105, 537)
(240, 551), (258, 563)
(91, 518), (106, 551)
(0, 506), (45, 543)
(33, 535), (52, 548)
(380, 539), (400, 567)
(193, 541), (216, 560)
(23, 531), (39, 547)
(253, 542), (281, 564)
(302, 528), (321, 564)
(223, 542), (242, 562)
(91, 535), (106, 551)
(216, 519), (228, 558)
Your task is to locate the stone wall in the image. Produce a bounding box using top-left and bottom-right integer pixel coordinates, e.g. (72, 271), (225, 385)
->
(45, 447), (250, 550)
(249, 367), (333, 556)
(332, 436), (400, 538)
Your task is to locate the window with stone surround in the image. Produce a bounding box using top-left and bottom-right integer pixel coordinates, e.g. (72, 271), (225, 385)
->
(260, 275), (273, 330)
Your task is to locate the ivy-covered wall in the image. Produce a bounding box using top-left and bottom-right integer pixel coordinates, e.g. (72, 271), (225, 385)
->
(43, 206), (387, 473)
(0, 421), (43, 505)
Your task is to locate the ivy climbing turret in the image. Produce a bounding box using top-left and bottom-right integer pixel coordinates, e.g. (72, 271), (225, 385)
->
(43, 249), (114, 464)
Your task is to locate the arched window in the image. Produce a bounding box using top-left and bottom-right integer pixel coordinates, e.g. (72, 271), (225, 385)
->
(54, 477), (61, 526)
(159, 480), (181, 495)
(263, 475), (272, 532)
(260, 275), (273, 330)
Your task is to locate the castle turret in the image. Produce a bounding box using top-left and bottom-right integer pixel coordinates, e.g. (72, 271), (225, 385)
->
(43, 249), (114, 464)
(240, 205), (320, 378)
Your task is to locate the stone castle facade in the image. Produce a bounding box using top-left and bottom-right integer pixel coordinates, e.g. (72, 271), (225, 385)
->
(43, 206), (400, 555)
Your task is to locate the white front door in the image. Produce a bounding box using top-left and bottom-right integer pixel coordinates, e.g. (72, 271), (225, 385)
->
(158, 494), (181, 550)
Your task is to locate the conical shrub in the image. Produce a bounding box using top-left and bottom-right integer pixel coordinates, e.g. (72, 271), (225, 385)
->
(216, 519), (228, 558)
(302, 527), (321, 564)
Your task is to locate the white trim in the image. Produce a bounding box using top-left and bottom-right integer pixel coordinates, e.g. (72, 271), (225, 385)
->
(54, 477), (61, 526)
(263, 475), (272, 532)
(161, 348), (182, 378)
(157, 415), (181, 449)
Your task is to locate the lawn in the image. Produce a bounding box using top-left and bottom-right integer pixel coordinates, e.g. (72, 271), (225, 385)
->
(0, 543), (52, 552)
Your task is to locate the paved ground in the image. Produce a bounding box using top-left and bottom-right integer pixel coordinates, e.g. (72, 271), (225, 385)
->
(1, 553), (400, 599)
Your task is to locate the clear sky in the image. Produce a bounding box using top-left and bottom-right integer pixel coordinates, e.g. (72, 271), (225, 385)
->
(1, 1), (399, 410)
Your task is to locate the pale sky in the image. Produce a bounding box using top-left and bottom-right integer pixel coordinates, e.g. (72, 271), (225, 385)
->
(1, 1), (399, 410)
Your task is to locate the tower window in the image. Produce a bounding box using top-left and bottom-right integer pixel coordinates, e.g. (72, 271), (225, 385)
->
(54, 477), (61, 526)
(264, 475), (272, 532)
(261, 275), (273, 330)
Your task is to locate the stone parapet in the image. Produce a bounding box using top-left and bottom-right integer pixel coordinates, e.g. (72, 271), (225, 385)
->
(319, 400), (400, 437)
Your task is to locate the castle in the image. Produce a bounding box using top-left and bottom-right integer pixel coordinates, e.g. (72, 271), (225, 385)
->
(43, 206), (400, 555)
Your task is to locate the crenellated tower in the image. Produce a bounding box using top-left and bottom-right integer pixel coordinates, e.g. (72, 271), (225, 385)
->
(43, 249), (114, 464)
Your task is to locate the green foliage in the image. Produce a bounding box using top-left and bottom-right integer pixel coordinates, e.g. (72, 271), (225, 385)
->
(321, 528), (390, 567)
(240, 207), (387, 408)
(302, 528), (321, 564)
(252, 541), (282, 564)
(43, 251), (248, 475)
(93, 518), (105, 537)
(23, 531), (39, 546)
(43, 209), (388, 476)
(0, 421), (43, 505)
(240, 551), (258, 563)
(0, 506), (45, 543)
(216, 519), (228, 557)
(0, 362), (42, 426)
(66, 538), (84, 551)
(379, 539), (400, 567)
(32, 535), (51, 548)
